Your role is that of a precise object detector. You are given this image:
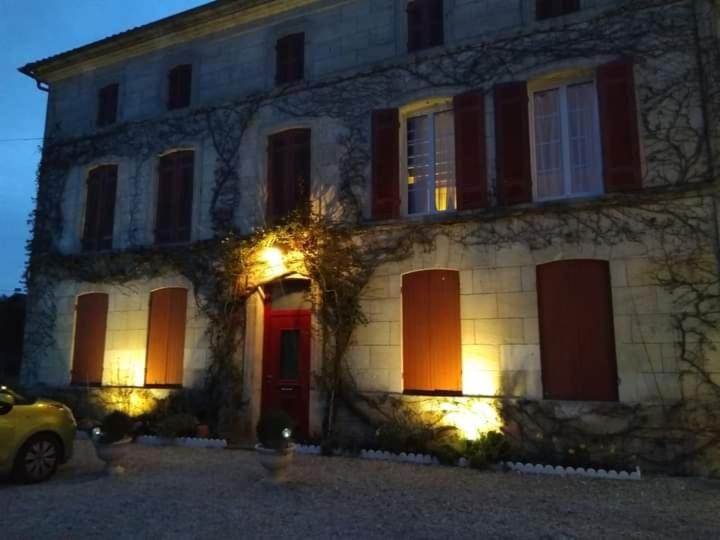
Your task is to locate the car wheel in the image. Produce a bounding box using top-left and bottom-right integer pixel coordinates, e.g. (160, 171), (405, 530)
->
(14, 434), (61, 483)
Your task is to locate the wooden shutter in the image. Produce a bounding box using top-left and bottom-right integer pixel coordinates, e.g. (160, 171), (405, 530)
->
(407, 0), (444, 52)
(402, 270), (461, 393)
(156, 151), (194, 243)
(82, 165), (117, 251)
(96, 83), (118, 127)
(71, 293), (108, 386)
(146, 288), (187, 386)
(536, 0), (579, 20)
(454, 91), (488, 210)
(494, 82), (532, 206)
(597, 60), (642, 193)
(267, 129), (311, 223)
(276, 33), (304, 85)
(371, 109), (400, 219)
(537, 260), (618, 401)
(168, 64), (192, 110)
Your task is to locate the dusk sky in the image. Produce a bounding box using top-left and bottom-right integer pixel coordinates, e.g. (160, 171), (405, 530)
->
(0, 0), (210, 294)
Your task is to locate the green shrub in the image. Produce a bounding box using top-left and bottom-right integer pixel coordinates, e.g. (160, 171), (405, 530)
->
(157, 413), (198, 439)
(467, 430), (510, 470)
(426, 439), (465, 465)
(256, 410), (294, 450)
(98, 411), (134, 444)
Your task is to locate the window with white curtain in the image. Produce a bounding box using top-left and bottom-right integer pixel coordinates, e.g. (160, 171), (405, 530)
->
(531, 80), (602, 200)
(406, 108), (457, 215)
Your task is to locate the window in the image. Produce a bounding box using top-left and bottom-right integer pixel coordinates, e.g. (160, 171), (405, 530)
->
(266, 129), (311, 223)
(275, 33), (304, 85)
(145, 288), (187, 386)
(167, 64), (192, 110)
(531, 80), (602, 200)
(71, 293), (108, 386)
(402, 270), (461, 394)
(96, 83), (118, 127)
(536, 0), (580, 20)
(155, 150), (194, 244)
(82, 165), (117, 252)
(536, 260), (618, 401)
(405, 107), (457, 215)
(407, 0), (444, 52)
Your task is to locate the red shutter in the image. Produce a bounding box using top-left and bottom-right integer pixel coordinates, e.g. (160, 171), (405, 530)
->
(267, 129), (311, 223)
(146, 288), (187, 386)
(494, 82), (532, 206)
(156, 151), (193, 243)
(276, 33), (304, 85)
(597, 60), (642, 193)
(371, 109), (400, 219)
(97, 83), (118, 127)
(454, 91), (488, 210)
(407, 0), (444, 51)
(536, 260), (618, 401)
(403, 270), (461, 393)
(168, 64), (192, 110)
(83, 165), (117, 251)
(71, 293), (108, 386)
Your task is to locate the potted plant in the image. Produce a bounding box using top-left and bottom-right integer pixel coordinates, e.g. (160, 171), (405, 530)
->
(255, 410), (295, 481)
(91, 411), (135, 474)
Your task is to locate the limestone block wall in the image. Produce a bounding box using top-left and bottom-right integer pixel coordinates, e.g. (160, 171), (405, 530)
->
(37, 274), (210, 389)
(347, 215), (720, 404)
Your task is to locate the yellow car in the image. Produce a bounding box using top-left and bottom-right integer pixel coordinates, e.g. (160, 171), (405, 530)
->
(0, 385), (76, 482)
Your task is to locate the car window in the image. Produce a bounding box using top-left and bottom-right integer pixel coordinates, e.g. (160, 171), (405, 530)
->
(0, 386), (36, 405)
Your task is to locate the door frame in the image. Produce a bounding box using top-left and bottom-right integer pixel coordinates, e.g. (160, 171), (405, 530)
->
(261, 302), (312, 438)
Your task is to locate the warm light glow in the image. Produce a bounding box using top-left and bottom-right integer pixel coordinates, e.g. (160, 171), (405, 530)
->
(417, 398), (503, 440)
(104, 351), (146, 387)
(261, 246), (284, 268)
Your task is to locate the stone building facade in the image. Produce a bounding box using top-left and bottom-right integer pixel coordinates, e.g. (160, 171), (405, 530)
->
(19, 0), (720, 470)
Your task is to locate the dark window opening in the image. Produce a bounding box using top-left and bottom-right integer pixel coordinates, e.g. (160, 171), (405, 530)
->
(96, 83), (118, 127)
(155, 150), (194, 244)
(82, 165), (117, 252)
(407, 0), (444, 52)
(167, 64), (192, 110)
(536, 0), (580, 20)
(266, 129), (311, 223)
(275, 33), (305, 85)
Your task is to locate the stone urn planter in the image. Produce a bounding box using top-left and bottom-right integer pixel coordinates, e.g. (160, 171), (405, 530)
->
(255, 443), (296, 481)
(91, 411), (136, 475)
(94, 437), (133, 474)
(255, 410), (295, 481)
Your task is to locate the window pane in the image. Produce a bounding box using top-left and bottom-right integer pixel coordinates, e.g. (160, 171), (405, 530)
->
(407, 115), (431, 214)
(279, 329), (300, 379)
(434, 110), (456, 212)
(567, 82), (602, 194)
(534, 89), (564, 199)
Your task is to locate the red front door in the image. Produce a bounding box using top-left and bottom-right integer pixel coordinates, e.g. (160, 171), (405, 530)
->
(261, 309), (311, 438)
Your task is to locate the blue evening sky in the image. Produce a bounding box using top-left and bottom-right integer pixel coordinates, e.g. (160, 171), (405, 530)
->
(0, 0), (210, 294)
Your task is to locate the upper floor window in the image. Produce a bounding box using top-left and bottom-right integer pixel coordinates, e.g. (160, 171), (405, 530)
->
(531, 79), (602, 201)
(275, 33), (304, 85)
(96, 83), (118, 127)
(495, 60), (642, 206)
(405, 106), (456, 215)
(536, 0), (580, 20)
(371, 93), (486, 220)
(82, 165), (117, 252)
(155, 150), (194, 244)
(402, 269), (461, 395)
(167, 64), (192, 110)
(266, 129), (311, 223)
(407, 0), (444, 52)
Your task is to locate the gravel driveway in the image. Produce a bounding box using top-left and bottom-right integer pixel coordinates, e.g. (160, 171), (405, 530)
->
(2, 440), (718, 539)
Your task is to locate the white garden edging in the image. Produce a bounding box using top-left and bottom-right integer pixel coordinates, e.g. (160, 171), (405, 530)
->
(136, 435), (227, 449)
(503, 461), (641, 481)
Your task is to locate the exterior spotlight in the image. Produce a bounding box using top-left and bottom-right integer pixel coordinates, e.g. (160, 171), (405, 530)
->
(282, 428), (292, 439)
(261, 247), (284, 267)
